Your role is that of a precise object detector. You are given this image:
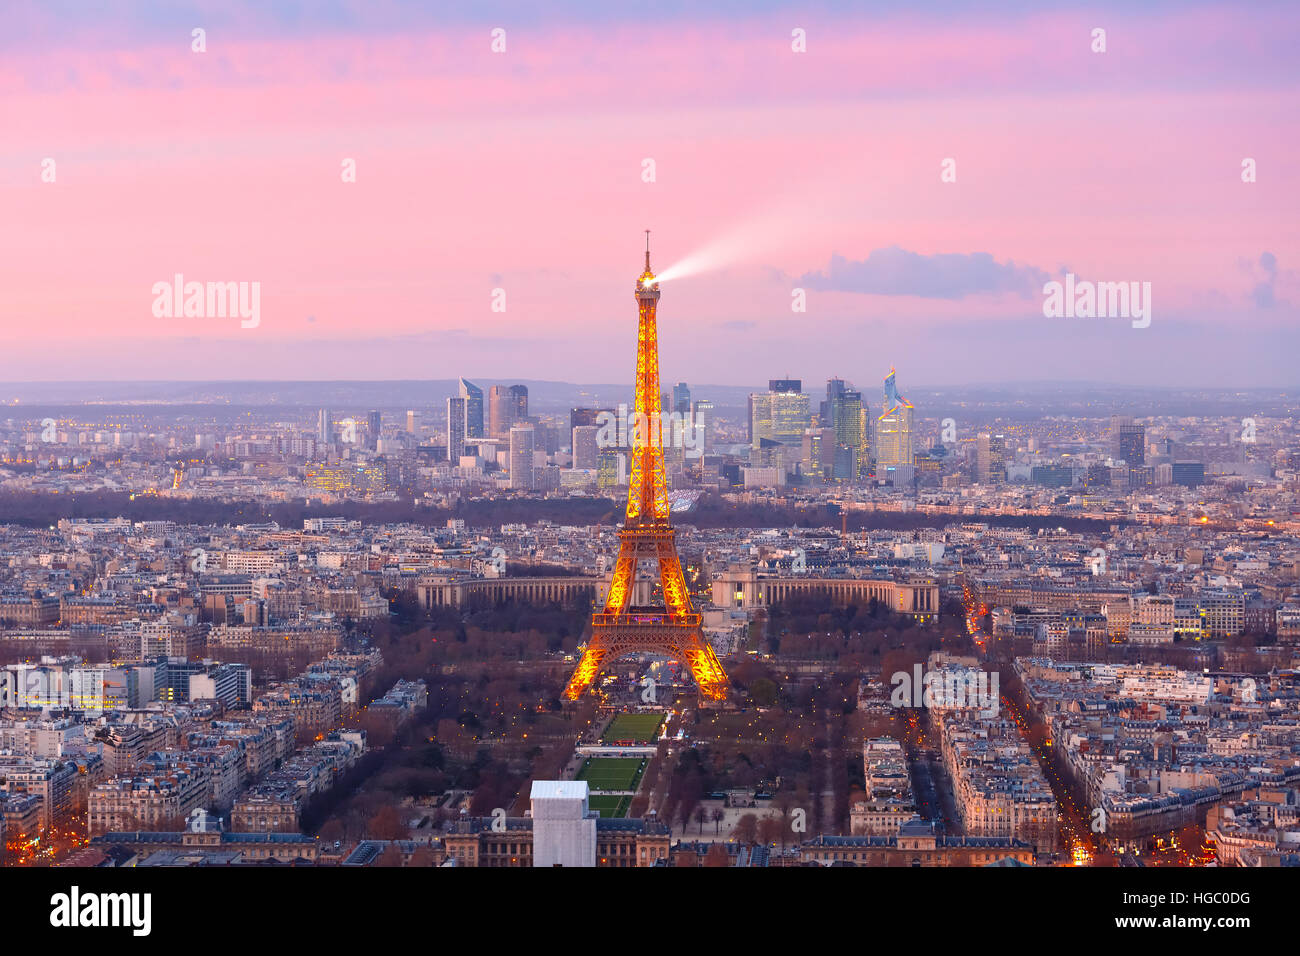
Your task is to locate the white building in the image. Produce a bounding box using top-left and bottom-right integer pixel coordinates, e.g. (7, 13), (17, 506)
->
(530, 780), (596, 868)
(509, 426), (536, 490)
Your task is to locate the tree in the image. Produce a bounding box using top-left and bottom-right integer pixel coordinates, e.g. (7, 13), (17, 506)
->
(317, 818), (345, 845)
(703, 843), (730, 868)
(775, 790), (796, 826)
(712, 807), (725, 833)
(367, 805), (407, 841)
(757, 815), (783, 847)
(409, 845), (438, 867)
(750, 678), (779, 707)
(734, 813), (758, 844)
(694, 805), (708, 834)
(375, 843), (404, 867)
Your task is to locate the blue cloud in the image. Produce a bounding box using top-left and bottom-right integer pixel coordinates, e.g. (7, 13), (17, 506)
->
(799, 246), (1050, 300)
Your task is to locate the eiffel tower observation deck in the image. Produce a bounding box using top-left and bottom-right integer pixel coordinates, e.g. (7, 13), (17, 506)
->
(563, 234), (728, 702)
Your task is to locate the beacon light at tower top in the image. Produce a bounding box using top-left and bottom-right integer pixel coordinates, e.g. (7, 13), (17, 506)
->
(637, 229), (659, 288)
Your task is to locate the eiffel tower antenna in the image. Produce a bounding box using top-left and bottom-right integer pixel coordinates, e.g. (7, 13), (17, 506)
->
(563, 235), (728, 703)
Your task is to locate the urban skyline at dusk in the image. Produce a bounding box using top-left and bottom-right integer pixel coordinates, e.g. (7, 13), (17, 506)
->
(3, 0), (1293, 934)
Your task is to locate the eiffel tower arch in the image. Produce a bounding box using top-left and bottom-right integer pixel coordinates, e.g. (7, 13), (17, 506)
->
(563, 234), (728, 703)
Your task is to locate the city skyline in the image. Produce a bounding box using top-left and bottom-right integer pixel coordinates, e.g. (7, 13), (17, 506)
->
(2, 0), (1296, 918)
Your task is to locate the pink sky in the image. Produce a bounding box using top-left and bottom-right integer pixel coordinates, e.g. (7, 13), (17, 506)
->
(1, 4), (1296, 385)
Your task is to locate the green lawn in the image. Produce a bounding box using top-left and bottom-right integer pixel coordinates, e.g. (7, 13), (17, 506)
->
(577, 757), (647, 792)
(602, 712), (665, 744)
(587, 794), (632, 818)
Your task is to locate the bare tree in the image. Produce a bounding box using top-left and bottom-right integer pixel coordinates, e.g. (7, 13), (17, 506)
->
(734, 813), (758, 844)
(703, 843), (730, 867)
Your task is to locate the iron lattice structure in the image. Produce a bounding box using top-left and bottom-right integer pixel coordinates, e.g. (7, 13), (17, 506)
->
(563, 234), (728, 702)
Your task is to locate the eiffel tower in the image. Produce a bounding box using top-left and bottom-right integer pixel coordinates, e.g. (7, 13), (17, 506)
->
(563, 233), (728, 702)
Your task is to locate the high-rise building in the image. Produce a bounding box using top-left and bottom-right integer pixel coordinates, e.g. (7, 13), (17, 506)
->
(366, 410), (381, 450)
(317, 408), (331, 445)
(490, 385), (529, 438)
(826, 380), (869, 480)
(509, 425), (535, 489)
(1115, 420), (1145, 465)
(672, 382), (691, 415)
(536, 423), (560, 455)
(833, 443), (857, 485)
(874, 367), (914, 473)
(572, 425), (600, 471)
(1172, 461), (1205, 487)
(459, 378), (484, 439)
(1085, 462), (1111, 490)
(489, 386), (511, 438)
(406, 410), (419, 434)
(447, 397), (467, 463)
(1109, 415), (1132, 456)
(821, 377), (848, 428)
(750, 379), (810, 449)
(802, 427), (836, 480)
(690, 399), (713, 456)
(977, 432), (1006, 484)
(596, 448), (623, 489)
(571, 407), (615, 435)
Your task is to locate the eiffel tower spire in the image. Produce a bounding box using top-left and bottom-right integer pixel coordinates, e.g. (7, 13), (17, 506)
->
(563, 236), (728, 703)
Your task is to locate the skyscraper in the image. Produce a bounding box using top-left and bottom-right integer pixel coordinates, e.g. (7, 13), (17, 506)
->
(874, 366), (914, 472)
(406, 410), (418, 435)
(571, 407), (614, 434)
(750, 379), (810, 449)
(690, 399), (713, 456)
(509, 425), (535, 489)
(459, 378), (484, 439)
(672, 382), (691, 415)
(317, 408), (331, 445)
(802, 427), (836, 480)
(822, 377), (848, 428)
(447, 397), (467, 463)
(490, 384), (528, 438)
(1113, 417), (1145, 465)
(572, 425), (600, 470)
(366, 410), (381, 450)
(976, 432), (1006, 484)
(596, 448), (623, 490)
(826, 379), (868, 480)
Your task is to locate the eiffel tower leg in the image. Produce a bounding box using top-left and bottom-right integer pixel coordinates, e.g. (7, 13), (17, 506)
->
(655, 539), (691, 618)
(677, 633), (728, 701)
(604, 546), (638, 616)
(564, 639), (607, 701)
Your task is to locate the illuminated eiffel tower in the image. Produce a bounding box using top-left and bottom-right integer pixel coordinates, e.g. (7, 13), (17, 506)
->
(563, 233), (728, 702)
